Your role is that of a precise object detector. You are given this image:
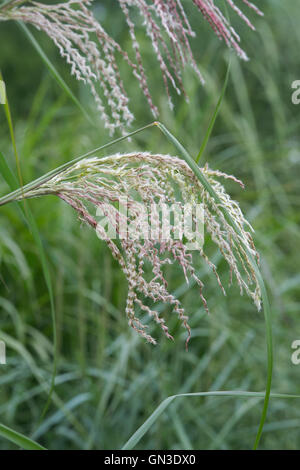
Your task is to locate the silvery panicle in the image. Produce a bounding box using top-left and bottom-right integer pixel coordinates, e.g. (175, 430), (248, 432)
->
(14, 153), (261, 347)
(0, 0), (263, 134)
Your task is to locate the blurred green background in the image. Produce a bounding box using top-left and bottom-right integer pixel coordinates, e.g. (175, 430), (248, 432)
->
(0, 0), (299, 450)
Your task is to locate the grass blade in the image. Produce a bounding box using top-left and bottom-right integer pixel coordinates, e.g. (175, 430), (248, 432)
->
(0, 70), (24, 196)
(195, 60), (231, 163)
(0, 423), (46, 450)
(122, 391), (300, 450)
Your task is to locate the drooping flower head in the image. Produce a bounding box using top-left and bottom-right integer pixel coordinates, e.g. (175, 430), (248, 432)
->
(0, 0), (263, 133)
(15, 153), (261, 346)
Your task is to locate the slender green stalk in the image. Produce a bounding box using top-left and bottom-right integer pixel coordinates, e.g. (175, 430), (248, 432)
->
(0, 122), (156, 207)
(196, 61), (231, 163)
(0, 70), (24, 197)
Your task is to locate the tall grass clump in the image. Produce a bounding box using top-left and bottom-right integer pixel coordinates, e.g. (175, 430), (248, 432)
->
(2, 0), (294, 453)
(0, 117), (273, 449)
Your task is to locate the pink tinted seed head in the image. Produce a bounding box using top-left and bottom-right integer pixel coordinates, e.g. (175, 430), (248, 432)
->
(0, 0), (263, 133)
(17, 153), (262, 346)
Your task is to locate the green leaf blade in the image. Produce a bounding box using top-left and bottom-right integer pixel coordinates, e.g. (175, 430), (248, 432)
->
(0, 423), (46, 450)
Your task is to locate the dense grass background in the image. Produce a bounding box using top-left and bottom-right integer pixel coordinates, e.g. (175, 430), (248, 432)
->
(0, 0), (300, 450)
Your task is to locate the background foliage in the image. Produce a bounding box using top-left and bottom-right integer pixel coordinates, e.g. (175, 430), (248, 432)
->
(0, 0), (299, 449)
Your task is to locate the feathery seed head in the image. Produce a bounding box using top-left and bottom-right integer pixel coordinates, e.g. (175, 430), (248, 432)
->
(0, 0), (263, 133)
(16, 153), (261, 346)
